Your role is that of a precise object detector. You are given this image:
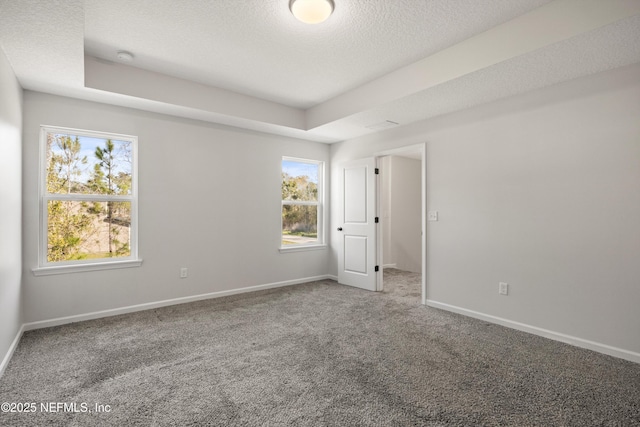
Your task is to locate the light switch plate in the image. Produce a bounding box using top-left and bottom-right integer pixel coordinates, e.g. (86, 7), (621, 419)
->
(427, 211), (438, 221)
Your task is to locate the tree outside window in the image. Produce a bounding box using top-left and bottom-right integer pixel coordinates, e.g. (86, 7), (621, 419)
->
(281, 158), (323, 247)
(40, 126), (137, 266)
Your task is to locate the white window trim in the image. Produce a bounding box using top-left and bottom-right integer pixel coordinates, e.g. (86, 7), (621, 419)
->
(279, 157), (326, 253)
(33, 125), (142, 275)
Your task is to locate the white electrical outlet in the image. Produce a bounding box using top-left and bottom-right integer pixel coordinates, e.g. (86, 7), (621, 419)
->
(499, 282), (508, 295)
(427, 211), (438, 221)
(180, 267), (188, 278)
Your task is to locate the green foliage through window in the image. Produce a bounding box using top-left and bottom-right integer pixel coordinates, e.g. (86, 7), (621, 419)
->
(43, 129), (135, 263)
(282, 159), (321, 246)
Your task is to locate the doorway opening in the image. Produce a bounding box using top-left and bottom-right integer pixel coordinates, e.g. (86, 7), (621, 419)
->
(376, 144), (426, 304)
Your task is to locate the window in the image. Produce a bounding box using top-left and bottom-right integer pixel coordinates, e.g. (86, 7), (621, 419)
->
(35, 126), (140, 275)
(281, 157), (324, 249)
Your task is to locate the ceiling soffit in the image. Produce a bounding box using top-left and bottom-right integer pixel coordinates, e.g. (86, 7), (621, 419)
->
(2, 0), (640, 142)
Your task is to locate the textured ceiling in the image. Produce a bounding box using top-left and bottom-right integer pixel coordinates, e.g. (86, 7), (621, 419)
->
(1, 0), (639, 143)
(314, 14), (640, 140)
(84, 0), (552, 109)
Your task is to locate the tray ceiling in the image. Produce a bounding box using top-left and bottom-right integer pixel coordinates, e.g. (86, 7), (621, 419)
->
(1, 0), (639, 142)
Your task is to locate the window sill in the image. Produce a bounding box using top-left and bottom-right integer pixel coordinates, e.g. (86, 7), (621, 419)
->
(279, 244), (327, 254)
(32, 259), (143, 276)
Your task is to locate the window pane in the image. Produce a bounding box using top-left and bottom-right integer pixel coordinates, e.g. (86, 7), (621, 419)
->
(47, 200), (131, 262)
(46, 133), (132, 195)
(282, 160), (318, 202)
(282, 204), (318, 245)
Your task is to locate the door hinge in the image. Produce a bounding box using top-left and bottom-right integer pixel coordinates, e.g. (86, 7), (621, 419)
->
(375, 265), (379, 272)
(375, 168), (379, 174)
(375, 217), (379, 223)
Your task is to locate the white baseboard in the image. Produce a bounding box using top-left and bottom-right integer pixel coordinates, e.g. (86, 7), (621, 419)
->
(1, 275), (337, 377)
(23, 275), (334, 332)
(383, 263), (397, 269)
(0, 324), (25, 378)
(426, 300), (640, 364)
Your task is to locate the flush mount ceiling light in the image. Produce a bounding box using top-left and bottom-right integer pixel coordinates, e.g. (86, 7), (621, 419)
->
(290, 0), (334, 24)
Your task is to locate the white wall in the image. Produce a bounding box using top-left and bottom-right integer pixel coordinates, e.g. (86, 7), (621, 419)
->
(390, 156), (421, 273)
(330, 63), (640, 360)
(0, 48), (23, 373)
(381, 156), (421, 273)
(22, 92), (330, 323)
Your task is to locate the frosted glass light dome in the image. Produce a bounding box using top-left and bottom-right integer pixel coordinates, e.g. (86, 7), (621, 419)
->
(290, 0), (334, 24)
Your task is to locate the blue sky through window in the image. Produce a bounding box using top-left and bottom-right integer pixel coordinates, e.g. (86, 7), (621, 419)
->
(51, 134), (131, 185)
(282, 160), (318, 183)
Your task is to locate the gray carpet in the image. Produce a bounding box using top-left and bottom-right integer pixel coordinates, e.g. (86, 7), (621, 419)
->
(1, 269), (639, 426)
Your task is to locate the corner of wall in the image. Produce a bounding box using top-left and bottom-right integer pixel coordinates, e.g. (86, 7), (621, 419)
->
(0, 46), (24, 377)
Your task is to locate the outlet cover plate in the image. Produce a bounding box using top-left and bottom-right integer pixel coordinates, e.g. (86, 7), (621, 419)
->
(499, 282), (508, 295)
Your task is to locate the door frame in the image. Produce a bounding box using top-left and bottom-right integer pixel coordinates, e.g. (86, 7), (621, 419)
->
(374, 143), (426, 305)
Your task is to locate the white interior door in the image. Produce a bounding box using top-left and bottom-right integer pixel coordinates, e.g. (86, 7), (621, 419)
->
(337, 157), (378, 291)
